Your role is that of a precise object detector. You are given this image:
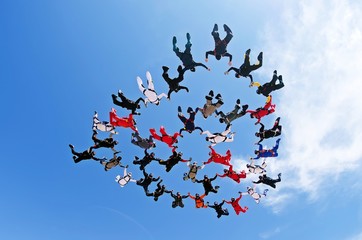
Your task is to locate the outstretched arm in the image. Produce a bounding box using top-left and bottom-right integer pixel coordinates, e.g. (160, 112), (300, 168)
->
(224, 67), (238, 75)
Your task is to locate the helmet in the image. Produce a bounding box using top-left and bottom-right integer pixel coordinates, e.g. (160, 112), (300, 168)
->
(215, 55), (221, 60)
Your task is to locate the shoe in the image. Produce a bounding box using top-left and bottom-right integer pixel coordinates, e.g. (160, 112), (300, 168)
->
(118, 90), (123, 96)
(245, 49), (251, 56)
(223, 24), (232, 33)
(186, 33), (191, 41)
(177, 65), (183, 73)
(242, 104), (249, 111)
(273, 70), (277, 75)
(276, 117), (281, 122)
(278, 173), (282, 178)
(278, 75), (283, 83)
(213, 23), (218, 32)
(208, 90), (214, 97)
(162, 66), (169, 72)
(215, 185), (220, 189)
(236, 99), (240, 104)
(178, 106), (182, 112)
(172, 36), (177, 45)
(69, 144), (74, 149)
(187, 107), (193, 113)
(215, 93), (222, 100)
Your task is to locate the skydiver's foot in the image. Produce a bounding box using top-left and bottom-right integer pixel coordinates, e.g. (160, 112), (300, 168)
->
(69, 144), (74, 149)
(177, 65), (183, 73)
(215, 185), (220, 190)
(278, 75), (283, 83)
(242, 104), (249, 112)
(215, 93), (222, 100)
(223, 24), (232, 34)
(273, 70), (277, 75)
(173, 36), (177, 45)
(72, 156), (76, 161)
(208, 90), (214, 97)
(187, 107), (193, 113)
(178, 106), (182, 112)
(111, 94), (117, 100)
(278, 173), (282, 178)
(245, 49), (251, 56)
(162, 66), (169, 72)
(257, 52), (263, 62)
(276, 117), (281, 122)
(186, 32), (191, 41)
(236, 99), (241, 104)
(224, 208), (229, 214)
(213, 23), (218, 32)
(118, 90), (123, 96)
(276, 138), (281, 144)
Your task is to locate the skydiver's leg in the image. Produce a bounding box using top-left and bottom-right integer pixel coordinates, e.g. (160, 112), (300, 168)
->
(272, 117), (281, 130)
(162, 67), (172, 85)
(179, 202), (184, 208)
(178, 113), (187, 124)
(111, 95), (125, 107)
(212, 24), (221, 44)
(137, 77), (146, 93)
(176, 65), (184, 83)
(184, 33), (192, 54)
(167, 89), (173, 99)
(243, 49), (251, 67)
(146, 71), (154, 91)
(194, 126), (203, 133)
(145, 191), (154, 197)
(223, 24), (233, 44)
(270, 71), (278, 85)
(149, 129), (161, 141)
(159, 126), (168, 136)
(172, 201), (177, 208)
(273, 138), (281, 151)
(177, 86), (189, 93)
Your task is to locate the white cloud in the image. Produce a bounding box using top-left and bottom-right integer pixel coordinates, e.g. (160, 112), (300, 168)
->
(257, 0), (362, 209)
(346, 232), (362, 240)
(259, 227), (282, 239)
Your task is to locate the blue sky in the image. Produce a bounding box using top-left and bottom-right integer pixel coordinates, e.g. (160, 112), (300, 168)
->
(1, 0), (362, 239)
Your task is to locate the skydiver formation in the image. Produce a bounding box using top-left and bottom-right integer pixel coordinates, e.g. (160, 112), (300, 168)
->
(69, 23), (286, 219)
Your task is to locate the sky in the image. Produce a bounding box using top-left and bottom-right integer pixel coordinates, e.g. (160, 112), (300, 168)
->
(1, 0), (362, 239)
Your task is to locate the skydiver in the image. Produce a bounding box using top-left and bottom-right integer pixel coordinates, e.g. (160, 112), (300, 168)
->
(162, 65), (189, 100)
(205, 23), (233, 66)
(250, 70), (284, 97)
(255, 117), (282, 144)
(201, 124), (235, 147)
(131, 132), (156, 150)
(92, 111), (117, 134)
(136, 169), (160, 194)
(204, 145), (232, 167)
(224, 49), (263, 84)
(207, 201), (229, 218)
(109, 108), (138, 132)
(173, 33), (210, 73)
(158, 150), (191, 172)
(196, 90), (224, 119)
(137, 71), (167, 106)
(178, 106), (203, 135)
(188, 192), (208, 208)
(145, 179), (168, 201)
(111, 90), (145, 115)
(195, 174), (220, 196)
(246, 159), (267, 175)
(166, 190), (189, 208)
(215, 99), (248, 125)
(183, 161), (205, 183)
(252, 138), (281, 160)
(132, 149), (161, 171)
(217, 165), (247, 183)
(225, 192), (248, 215)
(69, 144), (105, 164)
(242, 187), (268, 204)
(90, 130), (118, 152)
(253, 173), (282, 189)
(100, 151), (124, 171)
(115, 165), (137, 187)
(149, 126), (182, 152)
(246, 95), (276, 125)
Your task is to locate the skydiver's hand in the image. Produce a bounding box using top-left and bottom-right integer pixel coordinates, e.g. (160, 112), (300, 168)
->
(224, 71), (229, 75)
(205, 58), (208, 62)
(228, 61), (232, 66)
(207, 68), (211, 71)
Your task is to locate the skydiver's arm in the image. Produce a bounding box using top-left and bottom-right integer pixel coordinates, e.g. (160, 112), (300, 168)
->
(253, 179), (262, 184)
(210, 174), (218, 181)
(225, 67), (238, 74)
(194, 62), (209, 70)
(217, 173), (227, 178)
(223, 52), (232, 63)
(195, 179), (203, 183)
(153, 176), (160, 182)
(259, 123), (265, 132)
(205, 50), (214, 59)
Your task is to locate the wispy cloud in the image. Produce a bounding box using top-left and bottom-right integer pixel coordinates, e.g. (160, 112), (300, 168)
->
(255, 0), (362, 210)
(346, 232), (362, 240)
(259, 226), (282, 239)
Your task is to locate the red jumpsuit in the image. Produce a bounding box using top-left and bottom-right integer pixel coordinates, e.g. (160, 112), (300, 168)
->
(109, 108), (138, 132)
(149, 126), (182, 152)
(225, 194), (248, 215)
(204, 146), (232, 166)
(246, 95), (275, 124)
(217, 165), (246, 183)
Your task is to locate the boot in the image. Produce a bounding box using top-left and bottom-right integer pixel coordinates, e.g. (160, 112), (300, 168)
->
(223, 24), (232, 33)
(212, 23), (218, 32)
